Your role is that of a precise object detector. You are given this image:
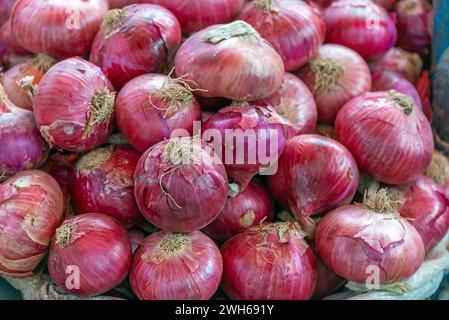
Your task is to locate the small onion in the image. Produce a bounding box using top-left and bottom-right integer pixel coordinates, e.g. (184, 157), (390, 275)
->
(34, 57), (115, 153)
(70, 146), (142, 228)
(130, 230), (223, 300)
(323, 0), (397, 60)
(48, 213), (132, 296)
(335, 91), (433, 184)
(297, 44), (372, 124)
(134, 137), (228, 232)
(221, 221), (317, 300)
(268, 134), (359, 220)
(146, 0), (245, 34)
(174, 20), (284, 101)
(202, 181), (275, 242)
(90, 4), (182, 89)
(41, 152), (79, 194)
(0, 170), (63, 277)
(237, 0), (325, 71)
(11, 0), (108, 58)
(116, 73), (201, 153)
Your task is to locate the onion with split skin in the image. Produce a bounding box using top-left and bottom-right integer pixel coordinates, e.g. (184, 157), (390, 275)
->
(34, 57), (116, 153)
(134, 137), (228, 233)
(237, 0), (326, 71)
(116, 73), (202, 153)
(174, 20), (285, 101)
(130, 230), (223, 300)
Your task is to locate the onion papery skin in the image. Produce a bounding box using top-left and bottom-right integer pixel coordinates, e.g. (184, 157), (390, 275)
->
(316, 204), (425, 283)
(221, 222), (317, 300)
(11, 0), (108, 58)
(371, 69), (422, 109)
(134, 137), (228, 233)
(41, 152), (79, 194)
(0, 85), (50, 179)
(48, 213), (132, 296)
(267, 134), (359, 219)
(34, 57), (115, 153)
(1, 54), (56, 110)
(71, 146), (142, 228)
(146, 0), (245, 34)
(130, 230), (223, 300)
(335, 91), (433, 185)
(127, 227), (145, 253)
(0, 170), (64, 277)
(323, 0), (397, 61)
(297, 44), (371, 124)
(202, 103), (296, 190)
(109, 0), (145, 9)
(90, 4), (182, 89)
(174, 21), (284, 101)
(116, 73), (201, 153)
(237, 0), (325, 71)
(256, 73), (317, 135)
(395, 0), (432, 56)
(369, 47), (423, 84)
(202, 181), (275, 242)
(396, 176), (449, 253)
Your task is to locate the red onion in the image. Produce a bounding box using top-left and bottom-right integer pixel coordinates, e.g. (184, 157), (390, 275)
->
(237, 0), (325, 71)
(134, 137), (228, 232)
(297, 44), (371, 124)
(335, 91), (433, 184)
(221, 221), (317, 300)
(369, 47), (423, 84)
(41, 152), (79, 194)
(202, 181), (274, 242)
(0, 85), (49, 179)
(395, 175), (449, 253)
(174, 20), (284, 101)
(70, 146), (142, 228)
(257, 73), (317, 134)
(0, 0), (15, 26)
(130, 230), (222, 300)
(202, 103), (296, 190)
(11, 0), (108, 58)
(371, 69), (422, 109)
(48, 213), (132, 296)
(1, 54), (56, 110)
(90, 4), (182, 89)
(395, 0), (432, 56)
(0, 16), (29, 56)
(316, 190), (425, 283)
(323, 0), (397, 60)
(116, 73), (201, 153)
(268, 134), (359, 221)
(34, 57), (115, 153)
(127, 228), (145, 253)
(109, 0), (145, 9)
(0, 170), (63, 277)
(146, 0), (245, 34)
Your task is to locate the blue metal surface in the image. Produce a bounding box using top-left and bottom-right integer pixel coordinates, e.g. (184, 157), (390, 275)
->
(433, 0), (449, 66)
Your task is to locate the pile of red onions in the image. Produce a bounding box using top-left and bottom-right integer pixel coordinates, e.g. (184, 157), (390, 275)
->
(175, 20), (284, 101)
(323, 0), (397, 60)
(297, 44), (372, 124)
(268, 134), (359, 221)
(70, 145), (142, 228)
(11, 0), (108, 58)
(147, 0), (245, 34)
(203, 181), (275, 242)
(202, 103), (296, 190)
(395, 0), (433, 56)
(335, 91), (433, 184)
(0, 170), (63, 277)
(0, 84), (50, 179)
(316, 189), (425, 284)
(90, 4), (182, 89)
(48, 213), (132, 296)
(134, 137), (228, 232)
(34, 57), (115, 153)
(221, 222), (317, 300)
(237, 0), (325, 71)
(130, 230), (223, 300)
(116, 73), (201, 153)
